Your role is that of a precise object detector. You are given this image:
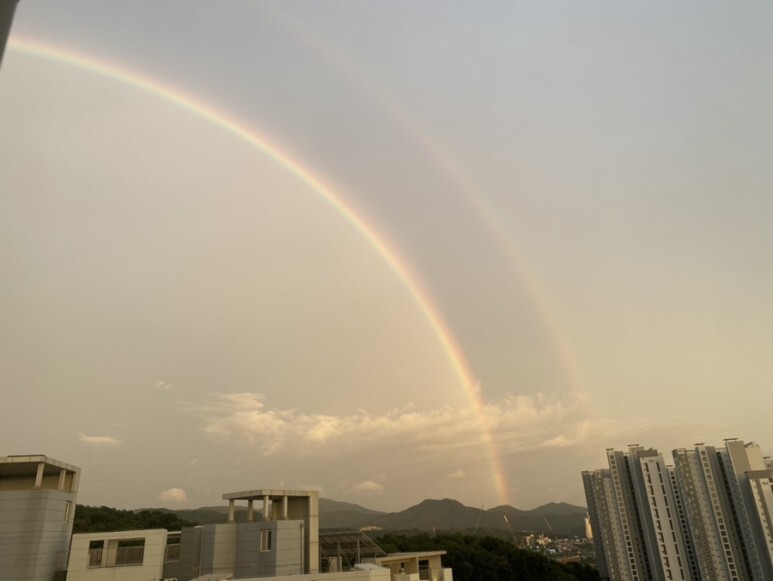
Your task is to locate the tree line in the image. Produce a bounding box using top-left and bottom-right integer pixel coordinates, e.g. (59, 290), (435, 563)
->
(72, 504), (196, 533)
(377, 532), (599, 581)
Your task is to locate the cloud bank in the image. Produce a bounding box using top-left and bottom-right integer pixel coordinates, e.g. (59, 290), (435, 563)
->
(189, 391), (593, 459)
(188, 391), (717, 462)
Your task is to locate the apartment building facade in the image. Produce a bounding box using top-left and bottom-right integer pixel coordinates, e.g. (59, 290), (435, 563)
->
(583, 440), (773, 581)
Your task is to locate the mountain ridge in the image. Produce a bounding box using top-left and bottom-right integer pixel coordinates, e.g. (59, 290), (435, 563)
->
(137, 497), (586, 537)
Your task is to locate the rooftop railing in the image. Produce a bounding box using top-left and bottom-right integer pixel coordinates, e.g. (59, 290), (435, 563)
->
(87, 548), (103, 568)
(87, 545), (145, 567)
(115, 545), (144, 566)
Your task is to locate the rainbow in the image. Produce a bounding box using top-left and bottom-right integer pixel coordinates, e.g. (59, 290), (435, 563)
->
(262, 5), (588, 400)
(6, 37), (511, 505)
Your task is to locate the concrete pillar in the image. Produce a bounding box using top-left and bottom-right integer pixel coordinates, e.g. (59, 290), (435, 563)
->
(58, 469), (67, 491)
(72, 469), (81, 493)
(263, 495), (270, 521)
(247, 499), (254, 522)
(34, 462), (44, 488)
(283, 495), (288, 519)
(228, 499), (235, 522)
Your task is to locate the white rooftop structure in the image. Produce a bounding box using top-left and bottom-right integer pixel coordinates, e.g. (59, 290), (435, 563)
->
(0, 455), (80, 581)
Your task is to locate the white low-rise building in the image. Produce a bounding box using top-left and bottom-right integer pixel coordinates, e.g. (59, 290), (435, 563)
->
(67, 529), (174, 581)
(65, 487), (452, 581)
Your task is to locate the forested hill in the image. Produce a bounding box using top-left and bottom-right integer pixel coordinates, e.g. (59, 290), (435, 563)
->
(320, 498), (588, 537)
(72, 505), (195, 533)
(73, 497), (588, 537)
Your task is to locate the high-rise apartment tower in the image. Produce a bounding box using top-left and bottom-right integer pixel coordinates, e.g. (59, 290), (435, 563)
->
(583, 440), (773, 581)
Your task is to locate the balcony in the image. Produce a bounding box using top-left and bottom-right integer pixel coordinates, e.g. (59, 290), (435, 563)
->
(87, 543), (145, 567)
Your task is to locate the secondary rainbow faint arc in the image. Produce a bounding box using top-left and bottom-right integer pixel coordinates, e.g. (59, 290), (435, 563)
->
(265, 6), (588, 403)
(7, 37), (510, 505)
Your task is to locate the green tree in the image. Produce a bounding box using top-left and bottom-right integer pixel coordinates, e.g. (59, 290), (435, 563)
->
(72, 505), (196, 533)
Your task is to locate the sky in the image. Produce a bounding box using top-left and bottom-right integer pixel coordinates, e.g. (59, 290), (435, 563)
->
(1, 1), (772, 513)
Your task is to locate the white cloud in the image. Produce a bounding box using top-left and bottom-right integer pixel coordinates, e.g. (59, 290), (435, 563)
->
(155, 380), (173, 391)
(78, 432), (123, 448)
(159, 488), (189, 504)
(350, 480), (384, 495)
(187, 390), (714, 479)
(446, 468), (466, 480)
(189, 391), (583, 457)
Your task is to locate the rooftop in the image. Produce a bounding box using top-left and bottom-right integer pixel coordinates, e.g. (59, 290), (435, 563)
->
(0, 455), (80, 475)
(223, 488), (318, 501)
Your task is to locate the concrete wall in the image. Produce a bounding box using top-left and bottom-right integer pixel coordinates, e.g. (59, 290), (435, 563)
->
(177, 525), (203, 580)
(289, 494), (319, 573)
(206, 522), (237, 575)
(272, 520), (303, 576)
(175, 520), (307, 579)
(0, 489), (75, 581)
(232, 522), (279, 579)
(179, 522), (237, 578)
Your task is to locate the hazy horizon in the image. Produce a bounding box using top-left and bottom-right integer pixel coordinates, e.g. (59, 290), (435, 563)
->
(2, 1), (772, 513)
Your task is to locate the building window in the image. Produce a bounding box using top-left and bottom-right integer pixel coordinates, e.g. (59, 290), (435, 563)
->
(260, 529), (272, 551)
(64, 501), (71, 522)
(115, 539), (145, 566)
(88, 540), (104, 568)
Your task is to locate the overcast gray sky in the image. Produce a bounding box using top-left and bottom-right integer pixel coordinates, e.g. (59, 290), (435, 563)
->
(1, 1), (772, 512)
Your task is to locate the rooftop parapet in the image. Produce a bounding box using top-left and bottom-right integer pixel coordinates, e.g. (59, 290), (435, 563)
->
(0, 455), (80, 493)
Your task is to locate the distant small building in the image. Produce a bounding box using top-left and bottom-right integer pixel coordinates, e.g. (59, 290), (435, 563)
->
(372, 551), (453, 581)
(0, 455), (80, 581)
